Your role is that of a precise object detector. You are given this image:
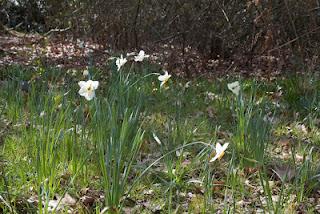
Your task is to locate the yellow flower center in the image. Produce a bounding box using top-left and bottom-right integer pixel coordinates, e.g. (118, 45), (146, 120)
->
(217, 151), (225, 160)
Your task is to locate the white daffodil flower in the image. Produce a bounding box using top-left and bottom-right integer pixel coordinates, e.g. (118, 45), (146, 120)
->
(158, 71), (171, 88)
(209, 142), (229, 162)
(152, 133), (162, 145)
(116, 54), (127, 71)
(227, 81), (240, 96)
(83, 69), (89, 76)
(40, 111), (45, 117)
(126, 52), (136, 56)
(134, 50), (150, 62)
(78, 80), (99, 101)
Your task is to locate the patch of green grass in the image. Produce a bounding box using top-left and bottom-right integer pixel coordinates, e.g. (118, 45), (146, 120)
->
(0, 63), (320, 213)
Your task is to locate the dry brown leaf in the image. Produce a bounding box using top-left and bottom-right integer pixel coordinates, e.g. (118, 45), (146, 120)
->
(61, 193), (77, 207)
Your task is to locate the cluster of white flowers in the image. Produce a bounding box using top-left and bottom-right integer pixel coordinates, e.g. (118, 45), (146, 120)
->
(78, 54), (241, 162)
(78, 50), (172, 101)
(115, 50), (150, 71)
(76, 51), (242, 163)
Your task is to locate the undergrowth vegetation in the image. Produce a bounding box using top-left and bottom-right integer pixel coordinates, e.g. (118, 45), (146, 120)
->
(0, 54), (320, 213)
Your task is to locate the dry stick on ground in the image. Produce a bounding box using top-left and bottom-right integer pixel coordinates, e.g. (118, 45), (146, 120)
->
(43, 26), (71, 37)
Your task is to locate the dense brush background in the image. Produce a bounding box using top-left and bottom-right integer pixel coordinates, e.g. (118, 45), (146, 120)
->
(1, 0), (320, 58)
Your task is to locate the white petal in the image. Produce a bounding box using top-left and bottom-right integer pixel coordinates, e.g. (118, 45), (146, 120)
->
(227, 81), (240, 96)
(139, 50), (145, 56)
(158, 71), (171, 82)
(116, 58), (120, 65)
(83, 70), (89, 76)
(209, 154), (219, 162)
(227, 81), (239, 89)
(78, 81), (87, 88)
(134, 50), (149, 62)
(116, 56), (127, 70)
(222, 143), (229, 151)
(84, 91), (95, 100)
(216, 143), (223, 153)
(134, 56), (142, 62)
(127, 52), (136, 56)
(91, 81), (99, 89)
(78, 88), (87, 96)
(152, 133), (162, 145)
(158, 75), (166, 81)
(233, 87), (240, 96)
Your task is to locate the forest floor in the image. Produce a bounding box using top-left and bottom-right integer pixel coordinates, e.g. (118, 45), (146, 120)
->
(1, 31), (316, 79)
(0, 32), (320, 213)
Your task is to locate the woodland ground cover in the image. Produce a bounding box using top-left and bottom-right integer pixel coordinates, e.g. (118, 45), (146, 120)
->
(0, 53), (320, 213)
(1, 1), (320, 212)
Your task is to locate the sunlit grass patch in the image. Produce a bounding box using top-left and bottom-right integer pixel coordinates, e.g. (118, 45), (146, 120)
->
(0, 59), (320, 213)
